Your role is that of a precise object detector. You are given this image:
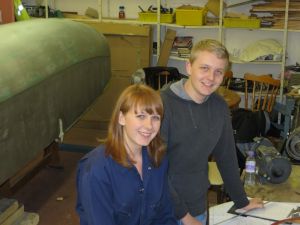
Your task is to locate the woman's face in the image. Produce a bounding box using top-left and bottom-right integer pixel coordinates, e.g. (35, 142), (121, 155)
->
(118, 106), (161, 151)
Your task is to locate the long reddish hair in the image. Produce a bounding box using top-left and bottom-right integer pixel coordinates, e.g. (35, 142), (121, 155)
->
(105, 84), (165, 168)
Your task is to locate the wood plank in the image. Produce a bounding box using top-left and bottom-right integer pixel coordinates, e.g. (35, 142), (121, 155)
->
(226, 0), (262, 8)
(1, 205), (24, 225)
(252, 2), (300, 12)
(11, 212), (39, 225)
(157, 29), (177, 67)
(0, 199), (19, 224)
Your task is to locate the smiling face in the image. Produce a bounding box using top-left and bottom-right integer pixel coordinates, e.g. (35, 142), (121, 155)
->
(185, 50), (228, 103)
(118, 107), (161, 152)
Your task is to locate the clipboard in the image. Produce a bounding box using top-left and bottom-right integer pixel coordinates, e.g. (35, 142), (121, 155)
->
(227, 202), (300, 222)
(227, 204), (277, 222)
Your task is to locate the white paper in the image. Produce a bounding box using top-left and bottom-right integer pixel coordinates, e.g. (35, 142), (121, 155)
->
(210, 201), (300, 225)
(244, 202), (300, 221)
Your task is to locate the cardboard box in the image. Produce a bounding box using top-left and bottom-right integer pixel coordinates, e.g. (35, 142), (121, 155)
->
(0, 0), (15, 24)
(206, 0), (226, 17)
(77, 20), (152, 78)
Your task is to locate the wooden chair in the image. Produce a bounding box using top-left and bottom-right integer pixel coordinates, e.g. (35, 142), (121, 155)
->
(244, 73), (294, 139)
(143, 66), (183, 90)
(221, 70), (233, 89)
(244, 73), (280, 113)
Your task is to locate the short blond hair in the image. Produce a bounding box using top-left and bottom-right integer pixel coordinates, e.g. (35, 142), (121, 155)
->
(189, 39), (229, 66)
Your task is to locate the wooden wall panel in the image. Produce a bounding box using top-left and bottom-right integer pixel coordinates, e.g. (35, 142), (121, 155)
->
(0, 0), (15, 24)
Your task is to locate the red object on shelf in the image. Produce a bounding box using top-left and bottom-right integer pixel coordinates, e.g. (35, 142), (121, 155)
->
(118, 6), (125, 19)
(0, 0), (15, 24)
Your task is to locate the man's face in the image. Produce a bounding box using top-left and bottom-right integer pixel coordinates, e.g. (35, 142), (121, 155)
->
(186, 50), (227, 103)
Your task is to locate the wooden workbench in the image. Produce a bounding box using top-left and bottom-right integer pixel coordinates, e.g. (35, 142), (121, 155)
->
(245, 165), (300, 202)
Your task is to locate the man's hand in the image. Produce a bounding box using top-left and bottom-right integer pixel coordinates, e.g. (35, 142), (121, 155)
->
(242, 197), (264, 211)
(181, 213), (203, 225)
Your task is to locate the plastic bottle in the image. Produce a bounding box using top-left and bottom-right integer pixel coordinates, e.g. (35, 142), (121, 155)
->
(244, 151), (257, 186)
(119, 6), (125, 19)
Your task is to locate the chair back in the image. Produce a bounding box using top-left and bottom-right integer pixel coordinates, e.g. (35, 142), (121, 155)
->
(221, 70), (233, 89)
(143, 66), (183, 90)
(244, 73), (280, 113)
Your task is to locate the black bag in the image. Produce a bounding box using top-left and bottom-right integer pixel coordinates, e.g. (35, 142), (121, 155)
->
(231, 108), (269, 143)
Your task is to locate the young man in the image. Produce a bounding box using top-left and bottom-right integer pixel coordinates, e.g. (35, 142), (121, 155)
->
(160, 39), (263, 225)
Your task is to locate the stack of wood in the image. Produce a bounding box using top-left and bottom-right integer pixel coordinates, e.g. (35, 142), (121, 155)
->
(251, 0), (300, 29)
(0, 198), (39, 225)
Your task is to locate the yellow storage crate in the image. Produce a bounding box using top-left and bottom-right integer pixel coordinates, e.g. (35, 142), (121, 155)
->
(138, 12), (174, 23)
(176, 6), (207, 26)
(223, 17), (261, 28)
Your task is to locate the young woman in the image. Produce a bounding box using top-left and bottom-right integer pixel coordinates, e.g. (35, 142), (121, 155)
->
(76, 84), (177, 225)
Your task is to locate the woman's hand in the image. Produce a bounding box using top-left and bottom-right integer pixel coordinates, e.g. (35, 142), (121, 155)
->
(181, 213), (203, 225)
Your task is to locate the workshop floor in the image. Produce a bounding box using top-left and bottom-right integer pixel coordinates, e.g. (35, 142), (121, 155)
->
(10, 151), (83, 225)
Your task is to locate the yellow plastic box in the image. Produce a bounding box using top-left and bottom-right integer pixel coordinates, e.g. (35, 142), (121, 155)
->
(176, 6), (207, 26)
(138, 12), (174, 23)
(223, 17), (261, 28)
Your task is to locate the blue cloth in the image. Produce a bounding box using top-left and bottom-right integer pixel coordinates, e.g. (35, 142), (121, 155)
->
(76, 145), (177, 225)
(177, 212), (207, 225)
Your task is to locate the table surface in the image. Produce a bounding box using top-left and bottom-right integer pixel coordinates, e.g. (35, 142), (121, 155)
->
(245, 165), (300, 202)
(216, 86), (241, 109)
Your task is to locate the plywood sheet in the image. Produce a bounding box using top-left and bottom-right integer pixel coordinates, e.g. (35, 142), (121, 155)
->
(252, 2), (300, 12)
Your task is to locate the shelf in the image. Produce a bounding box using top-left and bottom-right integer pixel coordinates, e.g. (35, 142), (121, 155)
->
(153, 54), (189, 62)
(259, 28), (285, 32)
(75, 20), (297, 34)
(231, 60), (282, 65)
(170, 56), (189, 61)
(101, 18), (156, 25)
(289, 29), (300, 33)
(67, 0), (297, 101)
(162, 23), (219, 29)
(223, 27), (285, 32)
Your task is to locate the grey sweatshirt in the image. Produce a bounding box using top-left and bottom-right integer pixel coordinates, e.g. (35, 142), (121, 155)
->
(160, 79), (249, 219)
